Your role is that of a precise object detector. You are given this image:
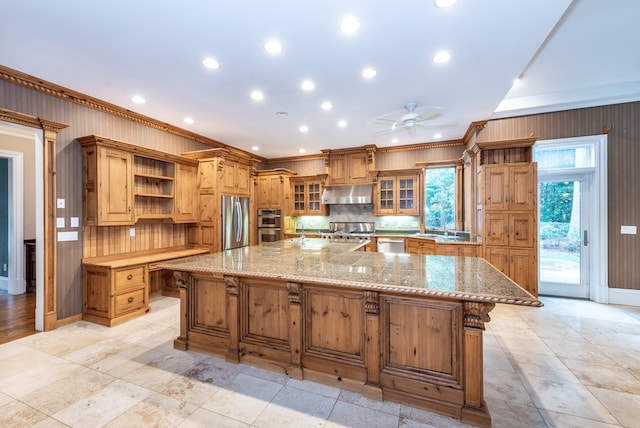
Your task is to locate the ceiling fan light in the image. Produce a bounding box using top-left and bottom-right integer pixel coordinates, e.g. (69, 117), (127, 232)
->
(434, 0), (459, 8)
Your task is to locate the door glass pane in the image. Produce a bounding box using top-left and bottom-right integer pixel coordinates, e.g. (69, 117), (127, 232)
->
(539, 180), (581, 285)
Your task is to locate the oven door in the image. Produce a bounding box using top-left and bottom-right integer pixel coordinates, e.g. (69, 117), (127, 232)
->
(258, 215), (282, 228)
(258, 228), (282, 243)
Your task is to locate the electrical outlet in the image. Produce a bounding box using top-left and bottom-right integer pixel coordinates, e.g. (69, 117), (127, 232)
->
(130, 227), (136, 237)
(3, 263), (7, 272)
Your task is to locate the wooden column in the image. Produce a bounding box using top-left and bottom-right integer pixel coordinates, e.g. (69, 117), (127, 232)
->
(363, 290), (382, 400)
(461, 301), (495, 428)
(173, 271), (189, 350)
(286, 282), (303, 379)
(225, 276), (241, 363)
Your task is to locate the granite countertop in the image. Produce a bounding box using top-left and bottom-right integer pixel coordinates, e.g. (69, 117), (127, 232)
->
(158, 238), (541, 307)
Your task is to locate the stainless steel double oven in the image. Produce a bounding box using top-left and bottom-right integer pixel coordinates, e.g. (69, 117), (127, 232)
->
(257, 209), (282, 243)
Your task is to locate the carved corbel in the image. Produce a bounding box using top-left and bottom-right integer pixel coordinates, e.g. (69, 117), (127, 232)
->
(287, 282), (301, 304)
(225, 276), (240, 296)
(463, 301), (495, 330)
(173, 271), (189, 289)
(364, 291), (380, 315)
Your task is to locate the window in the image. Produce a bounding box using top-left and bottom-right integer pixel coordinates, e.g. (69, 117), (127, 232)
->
(424, 167), (455, 230)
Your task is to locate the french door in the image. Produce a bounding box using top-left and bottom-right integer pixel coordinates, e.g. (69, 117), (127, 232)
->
(538, 173), (591, 298)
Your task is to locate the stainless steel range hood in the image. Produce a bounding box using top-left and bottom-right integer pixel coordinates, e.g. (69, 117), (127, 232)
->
(321, 184), (373, 204)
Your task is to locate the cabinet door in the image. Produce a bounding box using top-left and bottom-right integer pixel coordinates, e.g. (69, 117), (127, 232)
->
(348, 152), (370, 184)
(329, 155), (347, 185)
(397, 175), (418, 215)
(510, 164), (536, 211)
(175, 163), (198, 222)
(198, 160), (218, 193)
(256, 175), (271, 209)
(98, 147), (133, 224)
(376, 178), (395, 214)
(437, 244), (458, 256)
(483, 166), (508, 210)
(291, 181), (306, 215)
(484, 213), (509, 246)
(221, 160), (237, 194)
(458, 244), (479, 257)
(510, 248), (537, 296)
(484, 246), (509, 276)
(235, 162), (251, 195)
(306, 181), (324, 214)
(510, 213), (535, 247)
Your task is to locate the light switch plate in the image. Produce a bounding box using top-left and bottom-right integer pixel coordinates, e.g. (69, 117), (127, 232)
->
(621, 225), (637, 235)
(130, 227), (136, 237)
(70, 217), (79, 228)
(56, 217), (65, 228)
(56, 198), (65, 209)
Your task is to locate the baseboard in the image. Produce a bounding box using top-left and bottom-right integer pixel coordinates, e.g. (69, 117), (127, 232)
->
(55, 313), (82, 328)
(609, 288), (640, 307)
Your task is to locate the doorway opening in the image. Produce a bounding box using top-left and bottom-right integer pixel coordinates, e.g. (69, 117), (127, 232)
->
(534, 135), (608, 302)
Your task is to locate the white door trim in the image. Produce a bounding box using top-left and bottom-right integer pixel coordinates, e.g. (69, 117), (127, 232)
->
(0, 148), (24, 295)
(534, 134), (608, 303)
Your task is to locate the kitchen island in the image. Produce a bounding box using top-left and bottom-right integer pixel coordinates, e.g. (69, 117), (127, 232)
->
(158, 238), (541, 427)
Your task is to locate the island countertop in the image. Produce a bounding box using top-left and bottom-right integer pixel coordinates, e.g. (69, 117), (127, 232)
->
(157, 238), (541, 307)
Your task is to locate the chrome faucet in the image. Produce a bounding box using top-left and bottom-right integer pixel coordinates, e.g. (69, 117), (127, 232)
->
(443, 220), (448, 237)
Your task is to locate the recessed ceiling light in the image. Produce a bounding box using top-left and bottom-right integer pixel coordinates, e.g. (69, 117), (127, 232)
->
(183, 117), (194, 124)
(301, 80), (315, 91)
(275, 111), (288, 117)
(251, 146), (259, 151)
(340, 16), (361, 34)
(321, 101), (333, 110)
(362, 68), (377, 79)
(433, 51), (451, 64)
(337, 120), (348, 128)
(131, 95), (146, 104)
(201, 57), (220, 69)
(391, 138), (399, 144)
(299, 125), (309, 133)
(433, 133), (443, 139)
(434, 0), (459, 8)
(264, 40), (282, 54)
(299, 148), (306, 154)
(250, 90), (264, 101)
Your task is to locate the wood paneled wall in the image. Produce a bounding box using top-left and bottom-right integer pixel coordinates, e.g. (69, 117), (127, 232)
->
(83, 224), (189, 258)
(1, 79), (211, 319)
(479, 102), (640, 290)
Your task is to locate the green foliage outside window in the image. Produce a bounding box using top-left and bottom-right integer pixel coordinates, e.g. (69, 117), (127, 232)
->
(424, 167), (455, 230)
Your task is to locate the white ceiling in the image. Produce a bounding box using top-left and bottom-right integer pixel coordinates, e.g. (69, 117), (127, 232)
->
(2, 0), (639, 159)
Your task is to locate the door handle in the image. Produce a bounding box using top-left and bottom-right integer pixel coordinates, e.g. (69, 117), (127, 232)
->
(583, 230), (589, 246)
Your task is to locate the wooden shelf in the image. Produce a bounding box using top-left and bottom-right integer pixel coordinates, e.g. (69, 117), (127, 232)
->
(135, 193), (174, 199)
(134, 173), (174, 181)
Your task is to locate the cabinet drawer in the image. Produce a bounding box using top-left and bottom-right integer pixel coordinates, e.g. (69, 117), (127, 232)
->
(114, 288), (146, 316)
(115, 266), (145, 292)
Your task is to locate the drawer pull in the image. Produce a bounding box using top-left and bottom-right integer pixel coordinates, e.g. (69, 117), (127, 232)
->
(127, 297), (134, 303)
(127, 274), (133, 280)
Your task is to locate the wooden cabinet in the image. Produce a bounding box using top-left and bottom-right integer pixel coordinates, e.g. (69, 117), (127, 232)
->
(323, 146), (376, 185)
(483, 164), (535, 211)
(83, 263), (149, 327)
(82, 247), (208, 326)
(82, 144), (133, 225)
(481, 163), (538, 296)
(405, 237), (436, 255)
(375, 170), (420, 215)
(174, 163), (198, 223)
(222, 159), (251, 196)
(291, 175), (327, 216)
(79, 135), (199, 225)
(436, 242), (481, 257)
(256, 169), (296, 210)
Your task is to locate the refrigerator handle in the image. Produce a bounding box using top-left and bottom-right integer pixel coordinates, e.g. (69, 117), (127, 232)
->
(234, 199), (242, 242)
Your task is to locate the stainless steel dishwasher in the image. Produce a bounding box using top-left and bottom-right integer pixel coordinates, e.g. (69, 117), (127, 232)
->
(376, 238), (405, 254)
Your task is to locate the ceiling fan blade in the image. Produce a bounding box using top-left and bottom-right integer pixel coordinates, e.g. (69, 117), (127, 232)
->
(372, 128), (397, 137)
(373, 117), (398, 125)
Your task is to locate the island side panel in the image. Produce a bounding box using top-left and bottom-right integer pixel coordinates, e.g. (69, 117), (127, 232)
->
(379, 295), (465, 419)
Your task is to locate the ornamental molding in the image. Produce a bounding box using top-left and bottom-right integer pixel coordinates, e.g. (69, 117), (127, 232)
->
(463, 301), (496, 330)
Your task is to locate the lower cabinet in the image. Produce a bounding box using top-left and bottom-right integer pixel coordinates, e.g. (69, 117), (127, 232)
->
(484, 246), (537, 296)
(83, 264), (149, 327)
(405, 237), (436, 255)
(437, 243), (481, 257)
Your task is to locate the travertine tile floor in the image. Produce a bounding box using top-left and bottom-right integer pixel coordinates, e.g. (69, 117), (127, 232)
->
(1, 295), (639, 427)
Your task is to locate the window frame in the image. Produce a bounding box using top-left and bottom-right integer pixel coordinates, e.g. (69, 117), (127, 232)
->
(417, 160), (463, 232)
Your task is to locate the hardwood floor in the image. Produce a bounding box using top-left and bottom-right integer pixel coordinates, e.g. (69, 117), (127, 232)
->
(0, 290), (37, 344)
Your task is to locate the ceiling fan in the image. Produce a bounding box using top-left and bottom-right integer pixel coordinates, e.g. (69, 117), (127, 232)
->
(371, 102), (448, 137)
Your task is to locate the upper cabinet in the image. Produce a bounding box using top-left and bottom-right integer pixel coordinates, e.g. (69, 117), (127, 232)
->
(290, 175), (328, 216)
(256, 169), (296, 211)
(221, 158), (251, 196)
(483, 164), (535, 211)
(374, 169), (421, 216)
(79, 135), (199, 226)
(322, 145), (376, 185)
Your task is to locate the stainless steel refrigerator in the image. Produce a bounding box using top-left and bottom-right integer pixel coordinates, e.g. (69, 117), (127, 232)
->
(221, 195), (250, 250)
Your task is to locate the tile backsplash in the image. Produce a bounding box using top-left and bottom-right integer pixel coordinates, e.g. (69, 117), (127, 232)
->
(289, 203), (420, 233)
